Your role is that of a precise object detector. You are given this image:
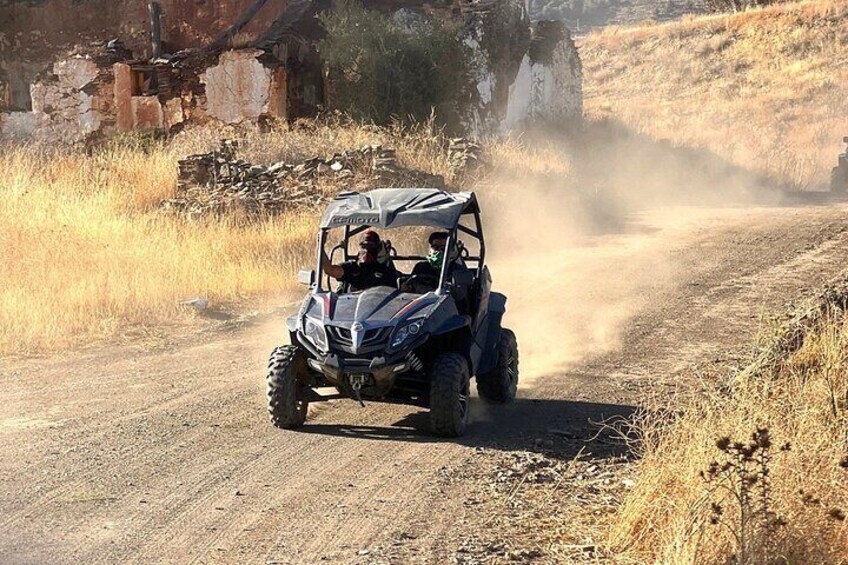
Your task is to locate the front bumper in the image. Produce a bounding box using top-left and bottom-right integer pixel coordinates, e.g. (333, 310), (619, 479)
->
(306, 353), (412, 397)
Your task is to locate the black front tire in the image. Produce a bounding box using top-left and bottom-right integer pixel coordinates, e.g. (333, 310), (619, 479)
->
(476, 328), (519, 404)
(266, 345), (309, 429)
(429, 353), (470, 437)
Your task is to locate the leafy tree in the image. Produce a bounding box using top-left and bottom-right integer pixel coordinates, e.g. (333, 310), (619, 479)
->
(318, 2), (474, 131)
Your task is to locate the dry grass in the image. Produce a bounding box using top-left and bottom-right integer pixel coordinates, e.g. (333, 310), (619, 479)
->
(0, 119), (561, 356)
(0, 120), (449, 355)
(610, 302), (848, 564)
(572, 3), (848, 561)
(0, 142), (316, 355)
(580, 0), (848, 189)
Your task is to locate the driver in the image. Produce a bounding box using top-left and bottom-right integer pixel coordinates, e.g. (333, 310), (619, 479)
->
(401, 231), (456, 293)
(322, 229), (398, 292)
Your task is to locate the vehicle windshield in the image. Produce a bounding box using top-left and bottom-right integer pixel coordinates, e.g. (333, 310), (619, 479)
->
(318, 223), (480, 295)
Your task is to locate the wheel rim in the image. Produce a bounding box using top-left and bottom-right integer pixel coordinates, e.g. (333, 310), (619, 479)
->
(506, 353), (518, 387)
(458, 384), (469, 423)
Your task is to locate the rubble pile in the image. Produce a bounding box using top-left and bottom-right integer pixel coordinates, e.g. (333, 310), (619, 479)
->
(448, 137), (485, 175)
(163, 140), (446, 217)
(165, 140), (324, 216)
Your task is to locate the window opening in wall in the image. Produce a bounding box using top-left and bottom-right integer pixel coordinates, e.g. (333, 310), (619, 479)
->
(2, 69), (33, 111)
(131, 66), (158, 96)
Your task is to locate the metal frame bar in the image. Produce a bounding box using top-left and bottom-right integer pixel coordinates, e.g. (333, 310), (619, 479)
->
(474, 209), (486, 277)
(315, 229), (327, 292)
(436, 230), (455, 295)
(314, 202), (487, 293)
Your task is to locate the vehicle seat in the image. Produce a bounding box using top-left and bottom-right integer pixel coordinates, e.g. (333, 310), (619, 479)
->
(450, 262), (474, 314)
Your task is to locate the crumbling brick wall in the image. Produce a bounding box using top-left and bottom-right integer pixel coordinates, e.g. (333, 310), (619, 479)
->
(200, 49), (287, 125)
(0, 0), (583, 143)
(27, 46), (128, 144)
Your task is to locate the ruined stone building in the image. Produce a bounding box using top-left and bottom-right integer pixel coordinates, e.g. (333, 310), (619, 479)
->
(0, 0), (582, 144)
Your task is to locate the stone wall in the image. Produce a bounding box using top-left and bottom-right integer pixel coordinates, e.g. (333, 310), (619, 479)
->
(164, 139), (453, 217)
(0, 45), (292, 143)
(22, 48), (127, 144)
(0, 0), (289, 138)
(502, 22), (583, 130)
(0, 0), (583, 143)
(201, 49), (287, 125)
(456, 4), (583, 133)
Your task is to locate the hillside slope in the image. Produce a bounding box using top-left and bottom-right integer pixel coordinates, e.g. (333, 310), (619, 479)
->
(580, 0), (848, 189)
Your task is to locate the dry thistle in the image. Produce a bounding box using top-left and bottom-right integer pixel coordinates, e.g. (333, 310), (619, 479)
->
(827, 508), (846, 522)
(701, 427), (787, 564)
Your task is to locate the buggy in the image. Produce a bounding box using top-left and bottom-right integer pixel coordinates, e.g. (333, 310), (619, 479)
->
(266, 188), (519, 437)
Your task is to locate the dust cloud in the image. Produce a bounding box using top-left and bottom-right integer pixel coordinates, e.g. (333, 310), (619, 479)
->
(479, 122), (784, 382)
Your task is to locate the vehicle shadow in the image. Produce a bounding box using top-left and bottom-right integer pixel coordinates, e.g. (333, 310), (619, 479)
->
(297, 395), (637, 462)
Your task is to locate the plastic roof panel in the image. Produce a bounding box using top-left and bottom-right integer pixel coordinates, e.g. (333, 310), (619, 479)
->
(320, 188), (478, 229)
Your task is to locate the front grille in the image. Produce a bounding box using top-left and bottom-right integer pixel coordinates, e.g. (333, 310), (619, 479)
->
(327, 325), (390, 349)
(327, 326), (353, 346)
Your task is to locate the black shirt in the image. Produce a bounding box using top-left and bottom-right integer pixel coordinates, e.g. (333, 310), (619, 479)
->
(405, 261), (442, 293)
(409, 261), (472, 303)
(411, 261), (441, 279)
(340, 260), (398, 292)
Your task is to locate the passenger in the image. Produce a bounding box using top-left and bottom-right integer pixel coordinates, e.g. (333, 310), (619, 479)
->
(322, 229), (398, 292)
(402, 231), (458, 294)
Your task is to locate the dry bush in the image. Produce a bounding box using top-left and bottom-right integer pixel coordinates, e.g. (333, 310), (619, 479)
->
(702, 0), (787, 14)
(581, 0), (848, 189)
(609, 304), (848, 563)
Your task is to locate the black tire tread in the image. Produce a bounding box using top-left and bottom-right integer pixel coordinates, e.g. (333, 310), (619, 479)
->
(429, 353), (470, 437)
(266, 345), (308, 429)
(476, 328), (519, 404)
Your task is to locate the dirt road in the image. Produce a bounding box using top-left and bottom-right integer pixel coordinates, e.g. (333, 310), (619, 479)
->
(2, 199), (847, 564)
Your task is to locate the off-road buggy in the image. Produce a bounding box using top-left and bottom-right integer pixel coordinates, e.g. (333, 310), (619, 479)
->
(831, 136), (848, 192)
(266, 188), (519, 437)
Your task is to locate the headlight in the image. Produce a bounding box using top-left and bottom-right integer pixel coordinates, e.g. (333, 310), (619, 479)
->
(391, 320), (424, 349)
(303, 317), (327, 350)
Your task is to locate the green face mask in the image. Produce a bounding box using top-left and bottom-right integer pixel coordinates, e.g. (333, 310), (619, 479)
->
(427, 249), (444, 269)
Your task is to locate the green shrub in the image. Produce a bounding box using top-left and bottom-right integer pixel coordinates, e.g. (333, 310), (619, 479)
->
(317, 2), (474, 131)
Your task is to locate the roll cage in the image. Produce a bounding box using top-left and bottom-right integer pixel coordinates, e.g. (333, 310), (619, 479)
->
(312, 189), (486, 294)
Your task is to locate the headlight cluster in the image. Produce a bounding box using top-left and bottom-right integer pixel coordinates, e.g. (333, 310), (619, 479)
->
(391, 320), (424, 349)
(303, 317), (327, 350)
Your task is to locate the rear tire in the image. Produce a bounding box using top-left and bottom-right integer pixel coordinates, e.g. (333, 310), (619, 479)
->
(266, 345), (309, 429)
(477, 328), (519, 404)
(429, 353), (470, 437)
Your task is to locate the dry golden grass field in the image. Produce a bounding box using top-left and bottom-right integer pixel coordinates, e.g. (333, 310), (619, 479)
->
(581, 0), (848, 189)
(0, 121), (571, 356)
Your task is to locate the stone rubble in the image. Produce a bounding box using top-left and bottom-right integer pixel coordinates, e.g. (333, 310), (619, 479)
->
(448, 137), (485, 175)
(163, 139), (448, 217)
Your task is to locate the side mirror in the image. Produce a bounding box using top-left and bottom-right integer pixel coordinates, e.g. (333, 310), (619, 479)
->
(298, 269), (315, 287)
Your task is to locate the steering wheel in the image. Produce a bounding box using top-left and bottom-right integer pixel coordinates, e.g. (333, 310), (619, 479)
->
(401, 273), (439, 294)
